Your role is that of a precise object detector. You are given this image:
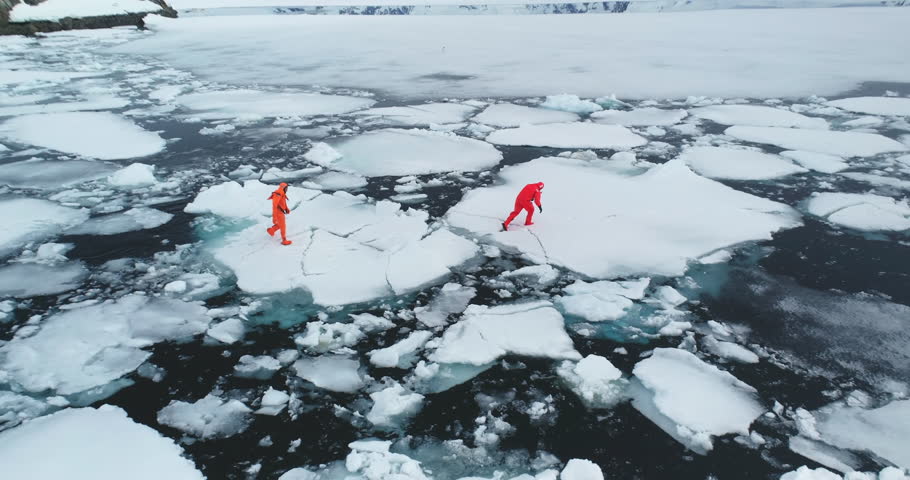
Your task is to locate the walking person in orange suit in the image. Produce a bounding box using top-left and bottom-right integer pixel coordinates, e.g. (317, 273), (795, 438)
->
(266, 182), (293, 245)
(502, 182), (544, 231)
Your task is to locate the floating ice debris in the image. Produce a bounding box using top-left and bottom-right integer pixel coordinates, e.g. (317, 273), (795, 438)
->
(0, 294), (210, 396)
(157, 394), (253, 439)
(1, 198), (89, 258)
(429, 301), (580, 366)
(448, 157), (800, 279)
(560, 459), (604, 480)
(485, 123), (647, 149)
(472, 103), (579, 128)
(0, 112), (166, 160)
(815, 399), (910, 469)
(691, 104), (828, 129)
(344, 439), (431, 479)
(501, 264), (560, 288)
(679, 146), (808, 180)
(67, 208), (173, 236)
(328, 128), (503, 177)
(0, 70), (102, 86)
(780, 151), (849, 174)
(0, 261), (88, 298)
(415, 283), (477, 328)
(354, 103), (475, 127)
(305, 171), (368, 191)
(702, 335), (759, 364)
(827, 96), (910, 117)
(557, 355), (628, 409)
(540, 95), (602, 115)
(0, 405), (204, 480)
(655, 286), (687, 307)
(788, 436), (862, 474)
(591, 107), (687, 127)
(295, 320), (365, 353)
(805, 192), (910, 232)
(293, 355), (365, 393)
(839, 172), (910, 190)
(206, 318), (245, 344)
(0, 95), (130, 117)
(108, 163), (158, 188)
(256, 388), (290, 416)
(631, 348), (763, 454)
(780, 466), (845, 480)
(369, 331), (434, 369)
(234, 354), (281, 379)
(174, 89), (375, 120)
(367, 383), (425, 428)
(0, 159), (116, 190)
(725, 126), (907, 157)
(556, 278), (649, 323)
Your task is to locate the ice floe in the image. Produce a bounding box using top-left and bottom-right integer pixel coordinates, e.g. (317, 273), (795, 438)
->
(1, 198), (89, 258)
(0, 112), (166, 160)
(0, 95), (130, 117)
(158, 394), (253, 439)
(414, 283), (476, 328)
(679, 146), (808, 180)
(0, 159), (117, 190)
(560, 459), (604, 480)
(67, 207), (173, 236)
(429, 301), (580, 366)
(472, 103), (579, 128)
(691, 105), (828, 129)
(631, 348), (764, 454)
(326, 128), (503, 177)
(725, 126), (907, 157)
(293, 355), (365, 393)
(0, 294), (210, 396)
(591, 107), (687, 127)
(367, 383), (425, 428)
(780, 151), (849, 174)
(556, 355), (628, 408)
(815, 399), (910, 469)
(305, 171), (368, 191)
(0, 405), (204, 480)
(702, 335), (759, 364)
(354, 103), (475, 127)
(369, 331), (434, 368)
(108, 163), (158, 188)
(206, 317), (245, 344)
(540, 95), (602, 114)
(447, 157), (800, 279)
(234, 354), (281, 379)
(805, 193), (910, 232)
(174, 89), (375, 120)
(256, 388), (290, 416)
(827, 96), (910, 117)
(556, 278), (649, 323)
(0, 261), (88, 298)
(485, 123), (647, 149)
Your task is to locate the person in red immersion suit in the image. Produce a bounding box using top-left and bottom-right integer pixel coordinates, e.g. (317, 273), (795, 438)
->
(266, 182), (293, 245)
(502, 182), (544, 231)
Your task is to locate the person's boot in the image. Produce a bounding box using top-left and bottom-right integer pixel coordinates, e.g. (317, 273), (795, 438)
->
(501, 222), (508, 231)
(281, 239), (293, 246)
(267, 225), (277, 236)
(524, 222), (535, 226)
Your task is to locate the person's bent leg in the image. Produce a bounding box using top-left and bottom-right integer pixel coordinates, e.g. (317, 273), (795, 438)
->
(504, 208), (521, 227)
(523, 204), (535, 225)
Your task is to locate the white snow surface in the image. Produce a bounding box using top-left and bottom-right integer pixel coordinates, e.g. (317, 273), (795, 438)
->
(0, 405), (204, 480)
(174, 89), (374, 119)
(0, 198), (89, 258)
(122, 9), (910, 99)
(67, 208), (173, 236)
(780, 151), (849, 174)
(725, 126), (907, 157)
(0, 159), (117, 189)
(429, 301), (580, 366)
(679, 146), (808, 180)
(691, 105), (829, 129)
(815, 400), (910, 469)
(827, 97), (910, 117)
(472, 103), (579, 128)
(326, 128), (503, 177)
(0, 112), (166, 160)
(0, 294), (210, 395)
(306, 171), (368, 191)
(0, 262), (88, 298)
(591, 107), (687, 127)
(557, 278), (649, 323)
(447, 157), (801, 279)
(631, 348), (764, 454)
(157, 394), (252, 439)
(10, 0), (160, 21)
(806, 192), (910, 232)
(485, 123), (647, 149)
(108, 163), (158, 187)
(185, 180), (478, 305)
(354, 103), (475, 127)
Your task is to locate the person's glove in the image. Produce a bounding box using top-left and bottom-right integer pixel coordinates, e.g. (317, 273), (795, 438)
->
(282, 208), (290, 214)
(538, 205), (543, 214)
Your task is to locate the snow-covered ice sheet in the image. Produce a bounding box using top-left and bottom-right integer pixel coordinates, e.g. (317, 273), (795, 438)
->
(679, 146), (808, 180)
(0, 198), (89, 258)
(827, 96), (910, 117)
(591, 107), (687, 127)
(0, 112), (166, 160)
(0, 159), (116, 190)
(0, 294), (210, 396)
(691, 105), (828, 129)
(805, 192), (910, 232)
(0, 405), (204, 480)
(67, 208), (173, 236)
(305, 171), (367, 191)
(725, 126), (907, 157)
(0, 262), (88, 298)
(485, 123), (646, 149)
(429, 301), (580, 366)
(326, 129), (502, 177)
(472, 103), (579, 128)
(447, 157), (801, 279)
(354, 103), (475, 127)
(10, 0), (160, 21)
(815, 400), (910, 468)
(158, 394), (252, 439)
(780, 151), (849, 174)
(631, 348), (764, 454)
(0, 96), (130, 117)
(174, 89), (374, 119)
(121, 9), (910, 99)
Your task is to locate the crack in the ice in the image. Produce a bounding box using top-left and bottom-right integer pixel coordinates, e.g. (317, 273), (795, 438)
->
(526, 229), (550, 264)
(822, 202), (869, 219)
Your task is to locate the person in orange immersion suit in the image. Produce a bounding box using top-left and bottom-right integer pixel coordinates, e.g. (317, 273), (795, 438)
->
(502, 182), (544, 231)
(266, 182), (293, 245)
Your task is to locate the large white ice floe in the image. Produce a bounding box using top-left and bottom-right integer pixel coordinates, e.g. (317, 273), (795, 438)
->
(174, 89), (374, 120)
(0, 294), (210, 396)
(0, 159), (117, 189)
(679, 146), (808, 180)
(185, 180), (478, 305)
(354, 102), (475, 127)
(630, 348), (764, 454)
(805, 192), (910, 232)
(447, 157), (801, 279)
(591, 107), (687, 127)
(0, 405), (204, 480)
(0, 95), (130, 117)
(429, 301), (580, 366)
(560, 459), (604, 480)
(0, 112), (166, 160)
(293, 355), (365, 393)
(826, 96), (910, 117)
(725, 126), (907, 157)
(0, 198), (89, 258)
(814, 399), (910, 469)
(10, 0), (160, 21)
(0, 261), (88, 298)
(67, 207), (173, 236)
(485, 123), (647, 149)
(557, 355), (628, 409)
(157, 394), (253, 439)
(367, 382), (425, 428)
(472, 103), (579, 128)
(691, 105), (829, 129)
(324, 128), (503, 177)
(780, 151), (849, 174)
(556, 278), (649, 323)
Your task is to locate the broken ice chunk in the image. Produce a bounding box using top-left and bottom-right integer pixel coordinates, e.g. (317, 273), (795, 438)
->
(369, 330), (434, 369)
(366, 383), (425, 428)
(157, 394), (253, 439)
(293, 355), (365, 393)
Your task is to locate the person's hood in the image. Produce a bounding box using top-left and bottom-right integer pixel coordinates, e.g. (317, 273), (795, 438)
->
(537, 182), (545, 190)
